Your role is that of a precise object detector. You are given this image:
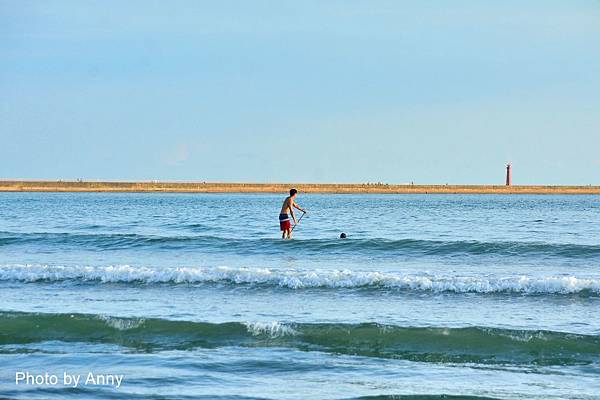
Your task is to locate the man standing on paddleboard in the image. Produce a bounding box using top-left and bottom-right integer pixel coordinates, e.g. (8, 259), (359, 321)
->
(279, 188), (306, 239)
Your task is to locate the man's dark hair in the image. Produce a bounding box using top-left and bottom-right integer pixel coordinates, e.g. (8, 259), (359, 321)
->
(290, 188), (298, 196)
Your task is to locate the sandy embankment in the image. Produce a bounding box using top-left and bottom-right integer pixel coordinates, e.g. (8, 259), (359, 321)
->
(1, 181), (599, 194)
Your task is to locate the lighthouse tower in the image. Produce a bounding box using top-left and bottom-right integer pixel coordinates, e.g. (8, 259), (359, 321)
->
(506, 164), (512, 186)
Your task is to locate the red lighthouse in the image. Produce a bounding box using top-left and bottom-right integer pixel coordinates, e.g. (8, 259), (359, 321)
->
(506, 164), (512, 186)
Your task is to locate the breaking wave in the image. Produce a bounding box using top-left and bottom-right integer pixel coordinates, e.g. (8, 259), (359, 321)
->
(1, 264), (599, 295)
(1, 311), (598, 366)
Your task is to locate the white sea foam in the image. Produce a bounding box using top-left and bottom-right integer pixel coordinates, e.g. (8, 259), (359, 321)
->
(244, 321), (299, 337)
(1, 264), (600, 295)
(98, 315), (145, 330)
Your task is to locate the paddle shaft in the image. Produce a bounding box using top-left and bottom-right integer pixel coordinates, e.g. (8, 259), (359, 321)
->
(291, 211), (306, 231)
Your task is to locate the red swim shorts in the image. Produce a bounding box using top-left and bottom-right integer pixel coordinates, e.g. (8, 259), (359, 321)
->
(279, 214), (291, 231)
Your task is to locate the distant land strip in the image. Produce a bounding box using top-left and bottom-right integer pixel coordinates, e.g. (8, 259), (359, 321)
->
(1, 180), (600, 194)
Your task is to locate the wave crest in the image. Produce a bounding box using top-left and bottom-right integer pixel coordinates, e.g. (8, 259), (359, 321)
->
(1, 264), (599, 295)
(1, 312), (598, 366)
(2, 232), (599, 258)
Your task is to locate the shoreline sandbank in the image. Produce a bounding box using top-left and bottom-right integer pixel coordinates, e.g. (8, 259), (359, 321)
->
(1, 180), (599, 194)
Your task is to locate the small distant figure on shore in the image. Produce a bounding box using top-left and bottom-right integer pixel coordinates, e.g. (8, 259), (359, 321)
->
(340, 233), (347, 239)
(279, 188), (306, 239)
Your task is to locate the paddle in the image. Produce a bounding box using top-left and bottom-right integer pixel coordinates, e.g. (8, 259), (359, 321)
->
(291, 211), (306, 232)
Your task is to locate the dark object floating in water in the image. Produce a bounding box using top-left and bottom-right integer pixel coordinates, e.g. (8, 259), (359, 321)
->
(340, 233), (347, 239)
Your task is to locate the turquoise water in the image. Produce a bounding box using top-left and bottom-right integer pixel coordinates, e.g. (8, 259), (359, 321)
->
(1, 192), (599, 399)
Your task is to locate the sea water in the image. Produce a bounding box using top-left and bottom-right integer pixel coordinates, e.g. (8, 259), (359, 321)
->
(0, 192), (599, 399)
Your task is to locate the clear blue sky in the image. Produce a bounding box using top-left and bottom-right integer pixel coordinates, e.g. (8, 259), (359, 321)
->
(1, 1), (599, 184)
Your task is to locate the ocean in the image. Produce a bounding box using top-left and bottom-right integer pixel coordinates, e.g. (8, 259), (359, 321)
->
(0, 192), (599, 399)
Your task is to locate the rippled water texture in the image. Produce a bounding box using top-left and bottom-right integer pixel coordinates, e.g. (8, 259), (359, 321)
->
(1, 193), (599, 399)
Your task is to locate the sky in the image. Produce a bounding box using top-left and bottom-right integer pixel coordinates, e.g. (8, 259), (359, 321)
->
(1, 1), (599, 184)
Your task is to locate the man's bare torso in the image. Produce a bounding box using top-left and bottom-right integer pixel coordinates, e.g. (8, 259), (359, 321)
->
(280, 196), (294, 215)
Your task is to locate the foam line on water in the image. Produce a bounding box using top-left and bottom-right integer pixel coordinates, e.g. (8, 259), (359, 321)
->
(1, 264), (599, 295)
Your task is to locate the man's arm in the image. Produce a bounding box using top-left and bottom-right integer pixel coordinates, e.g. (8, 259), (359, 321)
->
(293, 202), (306, 213)
(290, 207), (297, 224)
